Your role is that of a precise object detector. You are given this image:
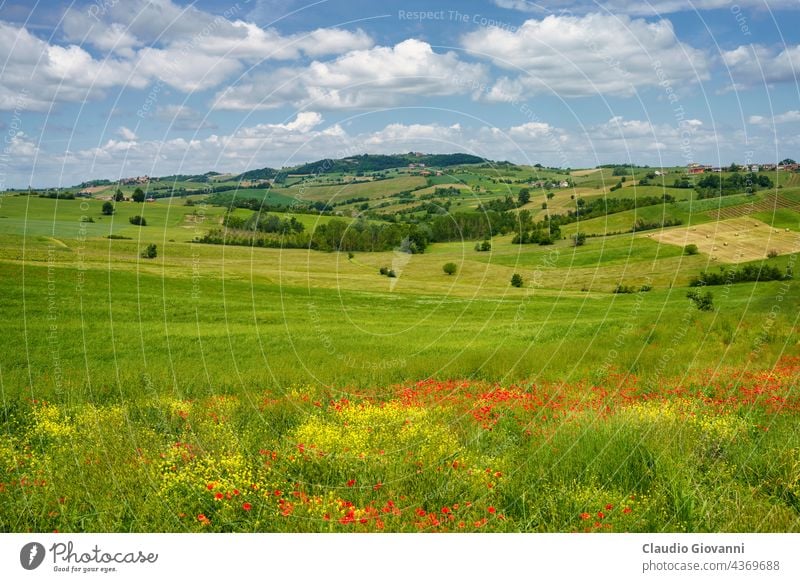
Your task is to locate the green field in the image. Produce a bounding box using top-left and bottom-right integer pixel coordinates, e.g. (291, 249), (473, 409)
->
(1, 168), (799, 533)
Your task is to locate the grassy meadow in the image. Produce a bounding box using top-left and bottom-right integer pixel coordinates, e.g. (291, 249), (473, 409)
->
(1, 173), (799, 533)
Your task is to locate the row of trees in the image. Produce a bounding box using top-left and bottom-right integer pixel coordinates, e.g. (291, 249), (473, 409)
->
(695, 173), (773, 198)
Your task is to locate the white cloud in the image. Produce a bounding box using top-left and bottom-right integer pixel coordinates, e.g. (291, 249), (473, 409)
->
(116, 126), (138, 141)
(0, 1), (374, 110)
(213, 39), (489, 110)
(462, 14), (710, 97)
(4, 132), (39, 158)
(62, 0), (373, 69)
(493, 0), (799, 15)
(749, 110), (800, 126)
(722, 44), (800, 87)
(0, 21), (147, 111)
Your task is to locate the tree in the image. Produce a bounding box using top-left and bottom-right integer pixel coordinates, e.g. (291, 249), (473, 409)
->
(687, 289), (714, 311)
(511, 273), (523, 288)
(572, 232), (587, 247)
(684, 244), (699, 256)
(141, 243), (157, 259)
(780, 158), (796, 165)
(102, 201), (115, 215)
(132, 188), (146, 203)
(129, 215), (147, 226)
(517, 188), (530, 206)
(114, 189), (124, 202)
(443, 262), (457, 276)
(546, 192), (555, 200)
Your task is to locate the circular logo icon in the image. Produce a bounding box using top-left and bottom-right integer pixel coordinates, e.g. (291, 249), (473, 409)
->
(20, 542), (46, 570)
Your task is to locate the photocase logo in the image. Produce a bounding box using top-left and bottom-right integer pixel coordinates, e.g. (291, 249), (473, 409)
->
(20, 542), (46, 570)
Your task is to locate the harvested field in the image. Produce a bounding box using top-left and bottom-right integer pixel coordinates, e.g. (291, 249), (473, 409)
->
(644, 216), (800, 263)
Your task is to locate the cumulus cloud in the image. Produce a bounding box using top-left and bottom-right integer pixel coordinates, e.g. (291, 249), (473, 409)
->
(493, 0), (799, 15)
(0, 21), (147, 111)
(116, 126), (138, 141)
(0, 0), (374, 110)
(721, 44), (800, 88)
(749, 110), (800, 126)
(462, 14), (710, 98)
(213, 39), (489, 110)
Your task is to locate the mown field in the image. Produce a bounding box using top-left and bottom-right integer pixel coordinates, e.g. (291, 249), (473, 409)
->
(0, 186), (798, 533)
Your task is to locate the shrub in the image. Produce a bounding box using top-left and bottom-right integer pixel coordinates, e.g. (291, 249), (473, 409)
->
(639, 284), (653, 292)
(687, 289), (714, 311)
(572, 232), (587, 247)
(141, 243), (157, 259)
(613, 284), (636, 294)
(379, 267), (388, 276)
(767, 249), (779, 259)
(684, 244), (699, 256)
(101, 201), (115, 215)
(387, 269), (396, 278)
(511, 274), (523, 288)
(443, 262), (458, 276)
(129, 215), (147, 226)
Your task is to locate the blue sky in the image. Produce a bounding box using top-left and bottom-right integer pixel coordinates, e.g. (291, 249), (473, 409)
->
(1, 0), (799, 187)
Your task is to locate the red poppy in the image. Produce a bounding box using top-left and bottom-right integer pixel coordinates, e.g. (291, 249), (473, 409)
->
(273, 490), (282, 497)
(242, 502), (252, 511)
(623, 507), (632, 514)
(597, 511), (605, 519)
(580, 512), (590, 520)
(215, 492), (224, 500)
(346, 479), (356, 487)
(488, 506), (496, 514)
(605, 504), (614, 510)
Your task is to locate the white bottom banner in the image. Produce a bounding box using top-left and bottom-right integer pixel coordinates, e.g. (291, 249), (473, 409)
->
(1, 533), (798, 581)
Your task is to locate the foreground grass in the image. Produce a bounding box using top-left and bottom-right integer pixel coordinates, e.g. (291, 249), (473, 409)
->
(1, 358), (798, 532)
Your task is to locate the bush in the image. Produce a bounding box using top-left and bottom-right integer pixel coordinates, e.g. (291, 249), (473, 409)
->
(141, 244), (157, 259)
(684, 244), (699, 256)
(379, 267), (388, 276)
(129, 215), (147, 226)
(443, 262), (458, 276)
(475, 240), (491, 252)
(572, 232), (587, 247)
(101, 201), (115, 215)
(613, 284), (636, 294)
(687, 289), (714, 311)
(639, 284), (652, 292)
(387, 269), (396, 278)
(511, 274), (523, 288)
(767, 249), (779, 259)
